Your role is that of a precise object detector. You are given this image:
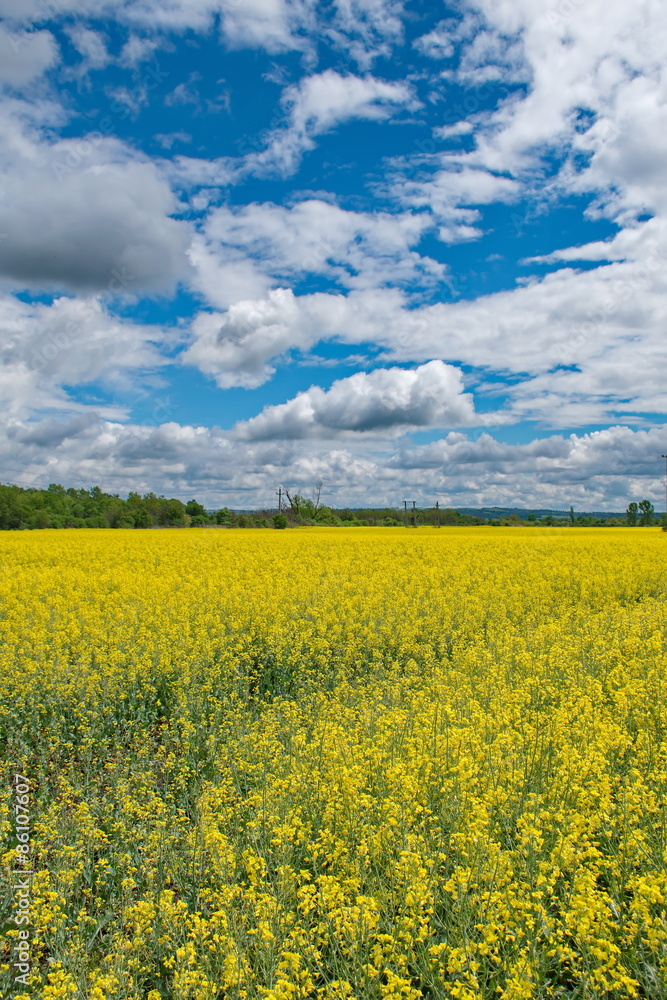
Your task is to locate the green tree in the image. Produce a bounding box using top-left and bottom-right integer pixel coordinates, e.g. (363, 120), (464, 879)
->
(142, 493), (162, 521)
(315, 506), (337, 525)
(284, 489), (304, 517)
(299, 498), (317, 519)
(626, 502), (639, 526)
(186, 500), (207, 519)
(33, 509), (51, 529)
(160, 499), (187, 526)
(216, 507), (232, 525)
(272, 514), (288, 529)
(85, 515), (108, 528)
(638, 499), (655, 526)
(441, 509), (460, 526)
(0, 486), (23, 530)
(105, 499), (126, 527)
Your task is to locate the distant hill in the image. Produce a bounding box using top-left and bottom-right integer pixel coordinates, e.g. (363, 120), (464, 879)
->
(454, 507), (626, 520)
(328, 506), (626, 520)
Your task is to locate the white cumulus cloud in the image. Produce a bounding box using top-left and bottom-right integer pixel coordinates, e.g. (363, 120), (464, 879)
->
(190, 198), (446, 308)
(236, 361), (487, 439)
(244, 69), (417, 176)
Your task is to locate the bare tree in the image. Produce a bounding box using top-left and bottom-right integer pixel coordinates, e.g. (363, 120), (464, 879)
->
(283, 483), (323, 518)
(313, 480), (323, 512)
(283, 486), (300, 515)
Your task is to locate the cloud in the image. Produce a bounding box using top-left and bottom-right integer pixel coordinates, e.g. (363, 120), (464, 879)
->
(183, 286), (409, 387)
(118, 33), (162, 67)
(2, 0), (311, 46)
(386, 0), (667, 251)
(0, 293), (169, 420)
(455, 0), (667, 212)
(164, 73), (201, 107)
(0, 0), (81, 17)
(155, 131), (193, 150)
(389, 164), (519, 241)
(190, 198), (446, 308)
(0, 0), (407, 68)
(1, 416), (663, 511)
(0, 106), (191, 295)
(0, 27), (59, 86)
(413, 20), (455, 60)
(65, 26), (111, 75)
(326, 0), (407, 67)
(391, 425), (666, 493)
(220, 0), (315, 53)
(184, 234), (667, 420)
(244, 69), (417, 176)
(236, 361), (485, 439)
(184, 288), (317, 387)
(1, 0), (665, 513)
(9, 413), (100, 449)
(118, 0), (406, 64)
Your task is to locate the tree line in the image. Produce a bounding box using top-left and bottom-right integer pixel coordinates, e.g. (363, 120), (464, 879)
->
(0, 482), (661, 530)
(0, 483), (215, 531)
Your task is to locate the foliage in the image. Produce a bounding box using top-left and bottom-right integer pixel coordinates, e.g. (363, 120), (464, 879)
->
(639, 499), (655, 526)
(0, 482), (653, 531)
(627, 500), (656, 527)
(1, 528), (667, 1000)
(186, 500), (208, 520)
(0, 483), (215, 530)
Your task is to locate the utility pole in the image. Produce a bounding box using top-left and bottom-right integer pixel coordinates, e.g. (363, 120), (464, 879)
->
(276, 487), (283, 512)
(412, 500), (417, 529)
(662, 456), (667, 529)
(435, 500), (440, 527)
(403, 499), (408, 528)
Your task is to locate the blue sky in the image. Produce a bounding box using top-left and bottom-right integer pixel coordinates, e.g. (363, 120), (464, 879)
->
(1, 0), (666, 509)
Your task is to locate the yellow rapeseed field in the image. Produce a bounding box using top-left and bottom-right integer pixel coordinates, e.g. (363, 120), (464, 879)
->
(1, 527), (667, 1000)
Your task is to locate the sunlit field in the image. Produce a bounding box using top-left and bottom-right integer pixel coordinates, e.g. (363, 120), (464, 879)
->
(1, 528), (667, 1000)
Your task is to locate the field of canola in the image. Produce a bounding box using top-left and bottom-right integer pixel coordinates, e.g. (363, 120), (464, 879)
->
(1, 526), (667, 1000)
